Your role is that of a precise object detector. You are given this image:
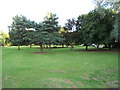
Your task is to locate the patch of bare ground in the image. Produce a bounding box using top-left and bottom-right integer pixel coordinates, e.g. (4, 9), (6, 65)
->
(67, 67), (75, 71)
(3, 75), (11, 80)
(34, 47), (68, 49)
(80, 75), (90, 80)
(48, 70), (65, 73)
(32, 52), (48, 54)
(48, 78), (77, 88)
(105, 80), (119, 88)
(77, 81), (85, 87)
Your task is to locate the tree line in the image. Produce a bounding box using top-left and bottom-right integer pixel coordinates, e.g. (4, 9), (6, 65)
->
(4, 1), (120, 51)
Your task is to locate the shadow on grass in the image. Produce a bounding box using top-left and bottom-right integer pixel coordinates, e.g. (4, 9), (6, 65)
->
(33, 52), (48, 54)
(74, 48), (118, 52)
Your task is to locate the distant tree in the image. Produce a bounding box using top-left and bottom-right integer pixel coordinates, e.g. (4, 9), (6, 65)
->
(65, 18), (76, 32)
(0, 31), (9, 46)
(60, 27), (70, 47)
(5, 37), (11, 46)
(60, 27), (78, 50)
(63, 18), (76, 50)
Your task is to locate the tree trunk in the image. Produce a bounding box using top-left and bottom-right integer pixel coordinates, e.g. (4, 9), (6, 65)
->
(86, 45), (88, 50)
(97, 44), (99, 49)
(48, 44), (51, 50)
(71, 46), (73, 51)
(104, 43), (108, 48)
(18, 45), (20, 50)
(40, 44), (43, 52)
(108, 43), (111, 50)
(46, 45), (48, 48)
(71, 44), (74, 51)
(43, 45), (45, 48)
(62, 44), (64, 48)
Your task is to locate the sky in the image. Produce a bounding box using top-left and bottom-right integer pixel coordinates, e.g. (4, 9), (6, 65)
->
(0, 0), (95, 33)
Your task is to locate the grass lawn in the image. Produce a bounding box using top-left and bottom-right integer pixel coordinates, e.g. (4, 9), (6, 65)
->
(2, 46), (119, 88)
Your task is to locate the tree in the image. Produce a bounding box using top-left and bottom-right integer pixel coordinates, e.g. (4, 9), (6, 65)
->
(33, 23), (48, 52)
(65, 18), (76, 32)
(111, 1), (120, 46)
(76, 8), (115, 50)
(60, 27), (70, 47)
(60, 26), (79, 50)
(0, 31), (9, 46)
(23, 20), (36, 48)
(91, 8), (115, 48)
(33, 21), (63, 52)
(64, 18), (76, 50)
(9, 13), (63, 52)
(9, 15), (29, 50)
(42, 13), (63, 49)
(110, 12), (120, 48)
(93, 0), (120, 48)
(76, 14), (93, 50)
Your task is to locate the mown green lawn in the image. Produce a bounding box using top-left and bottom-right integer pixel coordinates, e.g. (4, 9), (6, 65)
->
(2, 46), (119, 88)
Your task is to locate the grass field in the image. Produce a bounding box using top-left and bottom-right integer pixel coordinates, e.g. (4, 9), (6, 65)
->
(2, 46), (119, 88)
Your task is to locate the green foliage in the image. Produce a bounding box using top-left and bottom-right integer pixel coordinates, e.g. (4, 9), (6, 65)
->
(43, 13), (60, 33)
(9, 15), (28, 46)
(9, 15), (37, 48)
(23, 30), (35, 46)
(65, 18), (76, 31)
(110, 13), (120, 42)
(0, 31), (9, 46)
(76, 8), (115, 46)
(42, 13), (63, 45)
(60, 27), (79, 46)
(107, 1), (120, 12)
(76, 14), (93, 45)
(8, 7), (118, 50)
(9, 13), (64, 50)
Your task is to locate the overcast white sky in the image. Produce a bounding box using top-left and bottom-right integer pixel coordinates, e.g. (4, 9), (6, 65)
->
(0, 0), (95, 33)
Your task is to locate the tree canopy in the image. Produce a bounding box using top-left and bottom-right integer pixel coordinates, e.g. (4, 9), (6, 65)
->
(8, 2), (119, 51)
